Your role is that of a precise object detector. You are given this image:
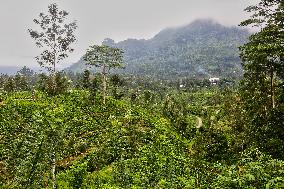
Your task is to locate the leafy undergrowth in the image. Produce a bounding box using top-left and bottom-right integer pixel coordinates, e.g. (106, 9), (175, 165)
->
(1, 90), (284, 188)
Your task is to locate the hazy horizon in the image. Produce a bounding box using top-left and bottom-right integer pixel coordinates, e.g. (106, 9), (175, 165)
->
(0, 0), (259, 69)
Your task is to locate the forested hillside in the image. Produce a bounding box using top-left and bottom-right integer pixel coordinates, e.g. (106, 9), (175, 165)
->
(67, 19), (250, 80)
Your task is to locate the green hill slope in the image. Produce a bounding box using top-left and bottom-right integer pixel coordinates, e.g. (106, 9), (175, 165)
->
(67, 19), (250, 80)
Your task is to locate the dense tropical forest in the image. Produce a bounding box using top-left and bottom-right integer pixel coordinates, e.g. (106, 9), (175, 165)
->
(1, 0), (284, 188)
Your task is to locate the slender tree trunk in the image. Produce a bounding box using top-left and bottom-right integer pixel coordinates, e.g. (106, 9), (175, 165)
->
(51, 150), (56, 189)
(196, 172), (199, 188)
(270, 68), (275, 108)
(52, 34), (57, 95)
(53, 62), (56, 75)
(52, 62), (56, 96)
(45, 177), (49, 189)
(102, 64), (107, 104)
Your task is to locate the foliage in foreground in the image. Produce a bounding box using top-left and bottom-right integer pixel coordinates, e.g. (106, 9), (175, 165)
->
(1, 89), (284, 188)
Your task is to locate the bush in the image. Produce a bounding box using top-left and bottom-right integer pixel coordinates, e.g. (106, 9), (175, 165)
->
(214, 148), (284, 188)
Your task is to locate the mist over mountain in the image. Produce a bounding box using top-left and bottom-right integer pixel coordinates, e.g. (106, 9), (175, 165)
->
(67, 19), (250, 80)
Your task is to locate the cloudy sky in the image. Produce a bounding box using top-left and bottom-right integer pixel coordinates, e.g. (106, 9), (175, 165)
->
(0, 0), (259, 68)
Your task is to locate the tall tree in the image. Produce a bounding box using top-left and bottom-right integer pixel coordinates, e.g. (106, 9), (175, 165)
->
(240, 0), (284, 109)
(83, 45), (124, 104)
(17, 66), (35, 90)
(239, 0), (284, 158)
(28, 3), (77, 188)
(29, 3), (77, 95)
(17, 66), (34, 77)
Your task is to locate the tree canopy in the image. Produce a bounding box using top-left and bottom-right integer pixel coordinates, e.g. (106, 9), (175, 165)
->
(28, 3), (77, 73)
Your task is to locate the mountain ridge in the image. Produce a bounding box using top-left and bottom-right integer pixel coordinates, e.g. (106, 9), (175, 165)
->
(67, 19), (250, 80)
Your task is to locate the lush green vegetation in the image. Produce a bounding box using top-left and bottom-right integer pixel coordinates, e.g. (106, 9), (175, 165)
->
(1, 84), (284, 188)
(1, 0), (284, 188)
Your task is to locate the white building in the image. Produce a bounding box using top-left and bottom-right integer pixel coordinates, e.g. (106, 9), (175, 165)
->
(209, 77), (220, 85)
